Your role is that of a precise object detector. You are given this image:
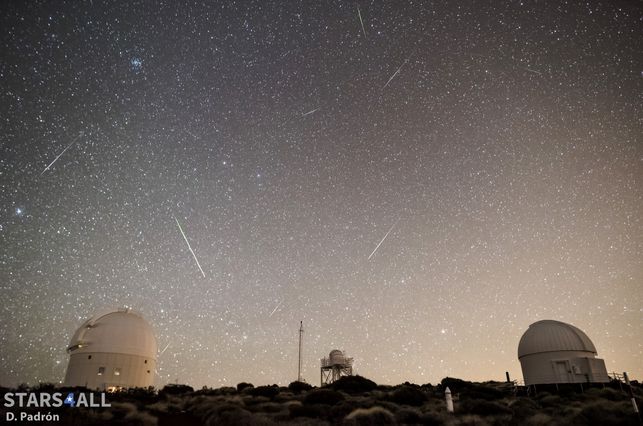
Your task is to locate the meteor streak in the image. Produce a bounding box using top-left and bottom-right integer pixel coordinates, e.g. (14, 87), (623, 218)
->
(160, 342), (171, 355)
(301, 108), (319, 117)
(381, 58), (409, 90)
(368, 218), (400, 260)
(40, 133), (82, 176)
(174, 217), (206, 278)
(269, 300), (283, 317)
(357, 6), (366, 38)
(522, 67), (543, 75)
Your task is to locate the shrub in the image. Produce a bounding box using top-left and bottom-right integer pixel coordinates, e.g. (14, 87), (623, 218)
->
(440, 377), (471, 391)
(524, 413), (555, 426)
(77, 408), (115, 424)
(185, 397), (231, 420)
(32, 383), (57, 392)
(584, 387), (626, 402)
(460, 399), (512, 416)
(253, 402), (287, 414)
(304, 389), (345, 405)
(455, 414), (491, 426)
(237, 382), (254, 392)
(395, 407), (421, 423)
(537, 393), (563, 408)
(343, 406), (396, 425)
(509, 397), (540, 420)
(329, 401), (362, 422)
(200, 386), (236, 396)
(125, 408), (158, 426)
(274, 391), (296, 403)
(570, 401), (634, 426)
(109, 401), (139, 420)
(115, 387), (159, 406)
(248, 385), (280, 399)
(388, 385), (427, 406)
(160, 384), (193, 396)
(158, 412), (203, 425)
(331, 376), (377, 394)
(205, 405), (271, 426)
(419, 411), (450, 426)
(288, 381), (313, 393)
(290, 403), (327, 419)
(420, 383), (435, 392)
(440, 377), (503, 401)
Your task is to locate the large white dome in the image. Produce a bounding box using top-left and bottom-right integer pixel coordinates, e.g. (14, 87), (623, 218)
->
(67, 308), (157, 359)
(518, 319), (597, 359)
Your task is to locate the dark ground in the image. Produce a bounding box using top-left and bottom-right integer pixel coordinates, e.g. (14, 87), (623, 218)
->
(2, 376), (641, 425)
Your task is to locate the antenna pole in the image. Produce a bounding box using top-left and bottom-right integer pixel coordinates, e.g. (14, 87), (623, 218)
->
(298, 321), (304, 382)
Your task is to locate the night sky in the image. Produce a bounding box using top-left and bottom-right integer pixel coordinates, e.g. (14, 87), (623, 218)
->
(1, 1), (641, 388)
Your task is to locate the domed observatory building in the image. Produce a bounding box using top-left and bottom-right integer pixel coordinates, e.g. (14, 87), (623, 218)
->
(63, 308), (157, 391)
(518, 320), (610, 386)
(320, 349), (354, 385)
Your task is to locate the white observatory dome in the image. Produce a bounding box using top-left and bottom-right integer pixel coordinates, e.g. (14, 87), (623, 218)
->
(518, 320), (597, 359)
(517, 319), (609, 386)
(64, 308), (157, 390)
(329, 349), (344, 365)
(67, 308), (157, 358)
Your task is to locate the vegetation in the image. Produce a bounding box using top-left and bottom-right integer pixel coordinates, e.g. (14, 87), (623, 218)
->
(0, 377), (640, 425)
(288, 381), (313, 394)
(329, 375), (378, 394)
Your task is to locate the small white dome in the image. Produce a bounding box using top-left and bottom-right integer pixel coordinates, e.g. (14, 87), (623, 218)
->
(329, 349), (345, 365)
(518, 320), (597, 359)
(67, 308), (157, 359)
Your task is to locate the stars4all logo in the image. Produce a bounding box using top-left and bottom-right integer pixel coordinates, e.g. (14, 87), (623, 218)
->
(60, 392), (111, 408)
(63, 393), (76, 407)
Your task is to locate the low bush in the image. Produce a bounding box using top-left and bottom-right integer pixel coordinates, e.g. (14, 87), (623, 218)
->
(343, 406), (396, 425)
(247, 385), (280, 399)
(290, 403), (327, 419)
(304, 389), (346, 406)
(569, 401), (637, 426)
(237, 382), (254, 392)
(388, 385), (427, 406)
(509, 397), (540, 421)
(440, 377), (503, 401)
(288, 381), (313, 393)
(329, 401), (364, 423)
(331, 376), (377, 394)
(537, 393), (563, 408)
(419, 410), (450, 426)
(460, 398), (512, 416)
(584, 387), (627, 402)
(160, 384), (193, 397)
(394, 407), (421, 423)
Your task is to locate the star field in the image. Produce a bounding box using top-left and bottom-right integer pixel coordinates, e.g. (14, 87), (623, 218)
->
(1, 0), (641, 388)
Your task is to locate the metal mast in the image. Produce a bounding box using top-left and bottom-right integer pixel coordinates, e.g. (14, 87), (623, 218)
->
(298, 321), (304, 382)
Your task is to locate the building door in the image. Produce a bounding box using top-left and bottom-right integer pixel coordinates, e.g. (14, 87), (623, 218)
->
(554, 361), (569, 382)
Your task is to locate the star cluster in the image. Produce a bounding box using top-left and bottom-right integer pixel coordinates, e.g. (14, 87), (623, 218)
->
(1, 0), (641, 388)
